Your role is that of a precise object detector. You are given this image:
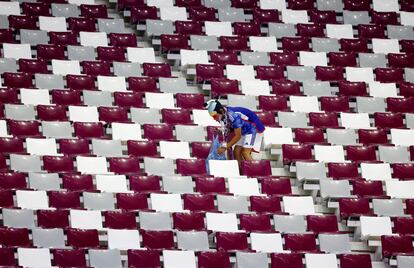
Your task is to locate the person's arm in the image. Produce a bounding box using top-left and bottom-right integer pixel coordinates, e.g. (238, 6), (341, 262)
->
(217, 127), (241, 155)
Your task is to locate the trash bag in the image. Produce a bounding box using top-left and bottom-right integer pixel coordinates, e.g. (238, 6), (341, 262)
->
(206, 134), (227, 174)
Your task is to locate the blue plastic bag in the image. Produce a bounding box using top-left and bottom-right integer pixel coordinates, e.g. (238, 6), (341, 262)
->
(206, 134), (227, 174)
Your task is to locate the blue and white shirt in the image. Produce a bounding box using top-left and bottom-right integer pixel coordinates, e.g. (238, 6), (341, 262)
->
(225, 107), (265, 136)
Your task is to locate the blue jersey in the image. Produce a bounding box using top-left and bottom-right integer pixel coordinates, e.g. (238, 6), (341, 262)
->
(226, 107), (265, 136)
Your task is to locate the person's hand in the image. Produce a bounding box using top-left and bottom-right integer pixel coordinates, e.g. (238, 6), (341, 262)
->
(217, 147), (227, 155)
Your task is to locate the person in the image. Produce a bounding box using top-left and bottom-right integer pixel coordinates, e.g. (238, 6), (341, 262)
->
(206, 99), (265, 166)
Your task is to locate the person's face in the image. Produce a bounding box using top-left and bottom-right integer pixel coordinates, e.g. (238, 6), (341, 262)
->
(210, 111), (223, 122)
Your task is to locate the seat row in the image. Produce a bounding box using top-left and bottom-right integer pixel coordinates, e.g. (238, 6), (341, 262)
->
(297, 161), (414, 181)
(181, 49), (414, 68)
(144, 18), (414, 40)
(0, 2), (109, 18)
(282, 143), (414, 165)
(0, 246), (381, 268)
(124, 3), (414, 26)
(119, 0), (414, 13)
(3, 43), (156, 62)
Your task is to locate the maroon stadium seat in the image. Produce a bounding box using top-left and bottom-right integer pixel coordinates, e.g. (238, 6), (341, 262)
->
(127, 140), (159, 157)
(345, 145), (377, 162)
(141, 230), (174, 249)
(49, 31), (78, 45)
(392, 163), (414, 180)
(284, 233), (318, 252)
(143, 63), (171, 78)
(43, 155), (75, 173)
(306, 215), (339, 233)
(209, 51), (240, 65)
(130, 6), (158, 24)
(340, 38), (369, 53)
(358, 129), (388, 145)
(82, 60), (111, 76)
(22, 2), (50, 16)
(261, 177), (292, 196)
(127, 250), (161, 268)
(67, 74), (96, 91)
(0, 227), (31, 247)
(176, 93), (205, 109)
(128, 77), (158, 92)
(282, 37), (310, 51)
(62, 174), (94, 191)
(271, 80), (301, 95)
(161, 34), (189, 52)
(195, 176), (226, 193)
(353, 180), (384, 198)
(211, 78), (240, 97)
(49, 190), (81, 209)
(282, 144), (313, 164)
(51, 90), (82, 105)
(8, 120), (41, 137)
(176, 158), (208, 176)
(109, 33), (137, 47)
(256, 65), (285, 80)
(114, 92), (145, 107)
(233, 22), (261, 36)
(239, 214), (272, 232)
(258, 95), (289, 111)
(198, 251), (231, 268)
(37, 45), (66, 60)
(104, 210), (137, 229)
(343, 0), (371, 11)
(0, 190), (14, 208)
(183, 193), (215, 211)
(143, 124), (174, 140)
(328, 52), (357, 67)
(288, 0), (315, 9)
(294, 128), (325, 144)
(375, 67), (403, 83)
(74, 122), (105, 138)
(309, 10), (337, 24)
(98, 107), (129, 123)
(175, 21), (203, 35)
(339, 197), (372, 218)
(339, 254), (372, 268)
(220, 36), (249, 51)
(129, 175), (161, 192)
(68, 17), (97, 32)
(250, 195), (282, 213)
(328, 162), (360, 179)
(37, 209), (70, 228)
(196, 64), (225, 82)
(297, 23), (324, 37)
(0, 247), (16, 266)
(241, 160), (272, 176)
(216, 232), (249, 251)
(271, 253), (303, 268)
(97, 46), (126, 62)
(387, 97), (414, 113)
(37, 105), (68, 121)
(67, 228), (100, 248)
(0, 137), (25, 154)
(309, 112), (339, 128)
(9, 15), (37, 30)
(253, 8), (279, 23)
(393, 217), (414, 235)
(315, 66), (344, 81)
(0, 171), (27, 189)
(381, 235), (414, 258)
(52, 249), (87, 267)
(3, 72), (33, 88)
(80, 4), (108, 18)
(108, 156), (141, 174)
(320, 96), (350, 112)
(188, 7), (217, 21)
(373, 112), (404, 129)
(59, 139), (90, 156)
(270, 51), (299, 65)
(19, 59), (48, 74)
(172, 212), (206, 231)
(116, 192), (149, 210)
(0, 88), (19, 104)
(256, 111), (278, 127)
